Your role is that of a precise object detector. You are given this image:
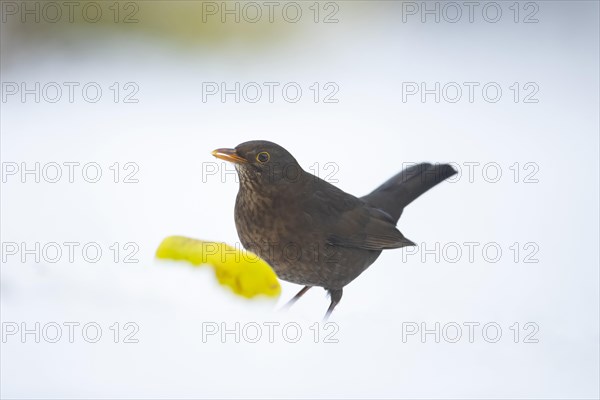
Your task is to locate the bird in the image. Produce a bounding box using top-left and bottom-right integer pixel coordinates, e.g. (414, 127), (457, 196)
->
(211, 140), (456, 320)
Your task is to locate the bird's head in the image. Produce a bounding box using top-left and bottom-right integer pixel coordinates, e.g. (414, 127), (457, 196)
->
(211, 140), (304, 187)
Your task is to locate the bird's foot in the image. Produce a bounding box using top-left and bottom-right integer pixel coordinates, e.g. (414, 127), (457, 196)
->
(323, 288), (343, 321)
(278, 285), (311, 312)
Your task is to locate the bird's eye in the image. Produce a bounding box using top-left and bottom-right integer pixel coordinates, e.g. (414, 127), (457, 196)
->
(256, 152), (270, 163)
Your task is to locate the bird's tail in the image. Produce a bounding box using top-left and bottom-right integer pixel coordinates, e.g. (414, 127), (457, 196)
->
(361, 163), (456, 223)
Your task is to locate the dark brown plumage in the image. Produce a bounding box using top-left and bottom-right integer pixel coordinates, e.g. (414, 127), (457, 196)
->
(212, 140), (456, 319)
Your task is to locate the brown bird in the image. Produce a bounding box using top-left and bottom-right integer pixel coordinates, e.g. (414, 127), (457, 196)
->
(212, 140), (456, 319)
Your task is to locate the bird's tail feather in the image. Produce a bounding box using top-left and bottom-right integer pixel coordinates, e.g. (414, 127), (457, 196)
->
(361, 163), (456, 223)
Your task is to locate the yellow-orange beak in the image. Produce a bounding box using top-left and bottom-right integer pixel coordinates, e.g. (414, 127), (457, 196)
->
(211, 148), (248, 164)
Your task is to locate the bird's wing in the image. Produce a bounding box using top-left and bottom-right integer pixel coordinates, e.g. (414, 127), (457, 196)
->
(309, 182), (415, 251)
(326, 206), (415, 250)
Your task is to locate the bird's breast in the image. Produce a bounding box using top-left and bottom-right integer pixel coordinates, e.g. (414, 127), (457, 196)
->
(234, 189), (317, 261)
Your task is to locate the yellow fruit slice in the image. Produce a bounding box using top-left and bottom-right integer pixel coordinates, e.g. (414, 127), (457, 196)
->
(156, 236), (281, 299)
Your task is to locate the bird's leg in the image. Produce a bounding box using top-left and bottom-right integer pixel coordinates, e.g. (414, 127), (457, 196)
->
(280, 286), (312, 310)
(323, 288), (343, 321)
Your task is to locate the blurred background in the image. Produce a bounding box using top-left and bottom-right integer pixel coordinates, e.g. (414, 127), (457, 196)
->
(1, 1), (599, 398)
